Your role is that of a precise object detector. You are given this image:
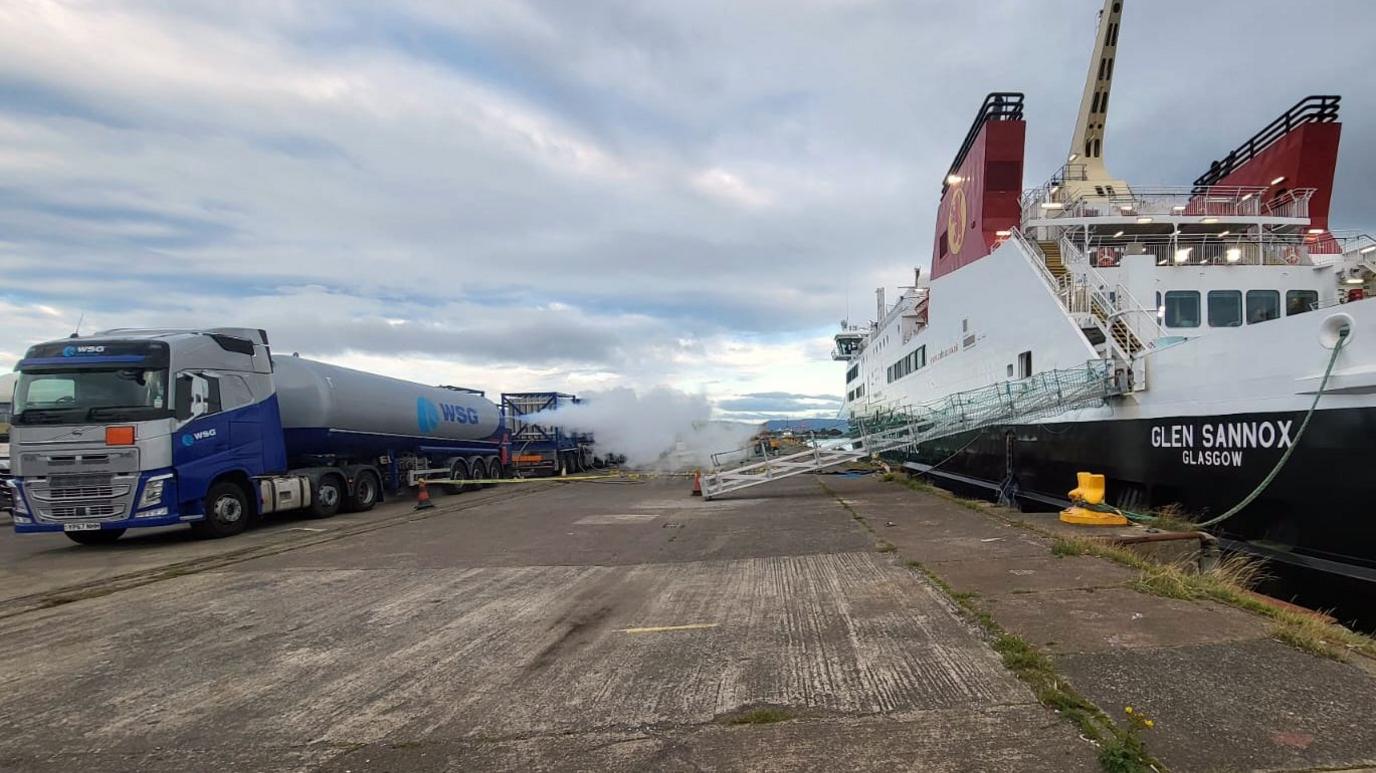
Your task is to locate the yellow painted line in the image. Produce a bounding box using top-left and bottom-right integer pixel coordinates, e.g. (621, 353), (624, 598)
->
(618, 623), (718, 634)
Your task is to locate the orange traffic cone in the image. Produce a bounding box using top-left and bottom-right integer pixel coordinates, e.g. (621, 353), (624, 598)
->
(691, 471), (702, 496)
(414, 479), (435, 510)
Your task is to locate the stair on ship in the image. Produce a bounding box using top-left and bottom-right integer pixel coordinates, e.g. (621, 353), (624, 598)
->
(1038, 240), (1068, 279)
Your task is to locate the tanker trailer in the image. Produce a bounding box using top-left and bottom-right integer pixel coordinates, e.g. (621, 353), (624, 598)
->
(8, 328), (509, 544)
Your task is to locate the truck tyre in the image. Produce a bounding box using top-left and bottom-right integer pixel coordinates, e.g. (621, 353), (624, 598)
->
(470, 457), (489, 488)
(466, 457), (485, 490)
(65, 529), (126, 546)
(443, 460), (468, 495)
(308, 475), (344, 518)
(344, 471), (379, 513)
(192, 481), (250, 539)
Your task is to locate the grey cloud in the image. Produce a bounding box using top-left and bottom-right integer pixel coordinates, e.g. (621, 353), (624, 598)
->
(1, 0), (1373, 397)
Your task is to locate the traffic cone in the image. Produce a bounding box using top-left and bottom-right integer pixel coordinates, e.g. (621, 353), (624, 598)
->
(691, 471), (702, 496)
(414, 479), (435, 510)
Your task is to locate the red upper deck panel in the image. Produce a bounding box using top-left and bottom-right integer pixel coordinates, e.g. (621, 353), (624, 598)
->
(1194, 96), (1342, 249)
(931, 94), (1026, 280)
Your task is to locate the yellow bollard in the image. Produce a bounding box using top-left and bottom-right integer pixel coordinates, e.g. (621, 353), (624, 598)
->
(1059, 472), (1127, 526)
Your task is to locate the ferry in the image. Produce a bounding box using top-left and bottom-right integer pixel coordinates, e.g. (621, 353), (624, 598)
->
(835, 0), (1376, 587)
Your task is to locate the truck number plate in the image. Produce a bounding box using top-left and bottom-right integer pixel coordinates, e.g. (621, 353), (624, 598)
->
(63, 523), (102, 532)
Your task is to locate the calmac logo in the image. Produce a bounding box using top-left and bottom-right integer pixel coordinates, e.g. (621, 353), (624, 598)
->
(416, 397), (480, 433)
(62, 345), (106, 357)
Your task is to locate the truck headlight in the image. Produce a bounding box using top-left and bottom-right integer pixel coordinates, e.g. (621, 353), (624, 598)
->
(11, 484), (28, 515)
(139, 479), (166, 508)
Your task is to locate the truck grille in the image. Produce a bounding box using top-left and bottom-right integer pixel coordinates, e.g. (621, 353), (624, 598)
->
(49, 503), (124, 520)
(46, 474), (118, 501)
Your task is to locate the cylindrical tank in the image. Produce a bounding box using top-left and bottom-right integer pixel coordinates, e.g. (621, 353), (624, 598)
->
(272, 355), (501, 444)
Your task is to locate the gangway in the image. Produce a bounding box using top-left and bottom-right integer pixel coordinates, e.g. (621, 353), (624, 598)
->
(701, 362), (1113, 500)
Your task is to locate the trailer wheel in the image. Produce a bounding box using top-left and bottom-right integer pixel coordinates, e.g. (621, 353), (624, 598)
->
(192, 481), (250, 538)
(65, 529), (126, 546)
(466, 457), (485, 490)
(308, 475), (344, 518)
(345, 471), (379, 513)
(443, 460), (468, 495)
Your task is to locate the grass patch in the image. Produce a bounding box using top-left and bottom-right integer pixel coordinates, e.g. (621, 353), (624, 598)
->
(1055, 536), (1376, 662)
(875, 540), (897, 553)
(903, 560), (1159, 772)
(724, 707), (794, 725)
(1097, 734), (1153, 773)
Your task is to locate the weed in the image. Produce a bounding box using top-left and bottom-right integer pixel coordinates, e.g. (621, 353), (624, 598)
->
(1097, 734), (1153, 773)
(876, 540), (897, 553)
(1059, 535), (1376, 662)
(902, 562), (1158, 772)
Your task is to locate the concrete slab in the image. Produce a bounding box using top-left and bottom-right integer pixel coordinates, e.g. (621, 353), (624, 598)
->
(0, 476), (1104, 771)
(979, 586), (1268, 654)
(0, 487), (521, 606)
(236, 477), (872, 570)
(1058, 638), (1376, 772)
(315, 706), (1099, 773)
(928, 554), (1137, 597)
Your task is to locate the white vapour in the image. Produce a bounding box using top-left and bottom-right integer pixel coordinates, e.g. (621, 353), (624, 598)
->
(530, 387), (758, 470)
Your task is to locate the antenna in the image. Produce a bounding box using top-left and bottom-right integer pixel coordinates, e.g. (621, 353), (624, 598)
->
(70, 312), (85, 339)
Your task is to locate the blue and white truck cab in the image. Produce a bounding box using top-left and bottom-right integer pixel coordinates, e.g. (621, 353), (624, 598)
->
(8, 327), (507, 544)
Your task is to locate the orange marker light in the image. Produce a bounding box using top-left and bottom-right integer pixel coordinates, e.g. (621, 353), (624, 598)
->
(106, 426), (135, 446)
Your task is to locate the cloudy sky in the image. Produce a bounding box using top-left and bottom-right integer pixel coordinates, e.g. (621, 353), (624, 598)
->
(1, 0), (1372, 421)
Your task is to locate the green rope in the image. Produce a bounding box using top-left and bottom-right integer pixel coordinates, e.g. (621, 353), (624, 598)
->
(1095, 329), (1349, 529)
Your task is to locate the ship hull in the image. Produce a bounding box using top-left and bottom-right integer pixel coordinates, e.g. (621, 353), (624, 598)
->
(895, 405), (1376, 580)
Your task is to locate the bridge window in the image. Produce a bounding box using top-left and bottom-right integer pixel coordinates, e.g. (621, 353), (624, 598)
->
(1246, 290), (1281, 324)
(1163, 291), (1200, 328)
(1286, 290), (1319, 316)
(1207, 290), (1243, 327)
(1017, 350), (1033, 379)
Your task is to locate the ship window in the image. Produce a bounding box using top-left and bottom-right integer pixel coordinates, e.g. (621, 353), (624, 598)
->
(1163, 291), (1200, 328)
(1007, 364), (1015, 378)
(1207, 290), (1243, 327)
(1105, 58), (1114, 80)
(1246, 290), (1281, 324)
(1100, 89), (1109, 113)
(1017, 351), (1033, 379)
(1091, 92), (1102, 113)
(1286, 290), (1319, 316)
(915, 346), (926, 369)
(1098, 57), (1107, 80)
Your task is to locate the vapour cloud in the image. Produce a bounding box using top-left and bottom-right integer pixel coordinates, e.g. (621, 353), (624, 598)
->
(530, 386), (758, 470)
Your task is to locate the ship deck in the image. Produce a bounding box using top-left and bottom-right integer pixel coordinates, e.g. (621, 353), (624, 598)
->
(2, 475), (1374, 771)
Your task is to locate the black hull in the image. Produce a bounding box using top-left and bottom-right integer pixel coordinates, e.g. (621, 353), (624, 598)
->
(893, 407), (1376, 581)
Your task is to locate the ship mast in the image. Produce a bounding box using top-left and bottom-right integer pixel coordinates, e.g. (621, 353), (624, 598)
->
(1067, 0), (1125, 187)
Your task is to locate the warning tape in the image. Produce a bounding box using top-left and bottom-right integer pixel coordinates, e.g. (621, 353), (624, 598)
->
(422, 470), (694, 486)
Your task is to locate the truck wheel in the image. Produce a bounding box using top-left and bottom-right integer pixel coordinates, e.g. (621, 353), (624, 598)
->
(345, 471), (379, 513)
(65, 529), (126, 546)
(192, 481), (250, 538)
(443, 460), (468, 495)
(466, 457), (485, 490)
(309, 475), (344, 518)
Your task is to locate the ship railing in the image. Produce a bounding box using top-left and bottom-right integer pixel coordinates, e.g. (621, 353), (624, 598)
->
(1019, 163), (1090, 211)
(1007, 227), (1070, 294)
(1069, 233), (1315, 267)
(1024, 185), (1313, 224)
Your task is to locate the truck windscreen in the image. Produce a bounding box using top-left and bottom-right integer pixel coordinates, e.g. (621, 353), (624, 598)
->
(13, 368), (171, 425)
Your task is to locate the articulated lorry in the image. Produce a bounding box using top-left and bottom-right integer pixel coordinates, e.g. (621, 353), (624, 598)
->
(7, 328), (511, 544)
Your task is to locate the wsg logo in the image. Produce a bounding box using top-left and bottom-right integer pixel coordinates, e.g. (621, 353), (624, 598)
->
(180, 428), (218, 446)
(416, 397), (480, 432)
(62, 345), (107, 357)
